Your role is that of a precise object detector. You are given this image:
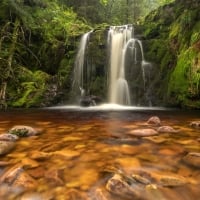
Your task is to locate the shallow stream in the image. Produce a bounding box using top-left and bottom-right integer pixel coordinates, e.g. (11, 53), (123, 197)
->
(0, 106), (199, 200)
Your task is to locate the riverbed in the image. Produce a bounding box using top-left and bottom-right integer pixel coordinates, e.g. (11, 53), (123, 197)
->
(0, 107), (199, 200)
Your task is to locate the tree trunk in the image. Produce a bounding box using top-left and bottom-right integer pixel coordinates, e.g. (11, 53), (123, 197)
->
(0, 18), (20, 109)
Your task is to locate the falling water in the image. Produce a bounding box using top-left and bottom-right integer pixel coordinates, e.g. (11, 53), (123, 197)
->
(72, 31), (92, 97)
(107, 25), (132, 105)
(107, 25), (150, 105)
(72, 25), (151, 106)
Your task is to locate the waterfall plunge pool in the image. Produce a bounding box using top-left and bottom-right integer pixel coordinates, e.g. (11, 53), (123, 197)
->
(0, 108), (199, 199)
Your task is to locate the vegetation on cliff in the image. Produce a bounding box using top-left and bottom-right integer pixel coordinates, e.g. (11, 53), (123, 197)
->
(0, 0), (199, 108)
(143, 0), (200, 108)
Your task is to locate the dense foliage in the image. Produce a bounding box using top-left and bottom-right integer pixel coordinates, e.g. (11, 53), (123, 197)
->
(0, 0), (90, 107)
(143, 0), (200, 108)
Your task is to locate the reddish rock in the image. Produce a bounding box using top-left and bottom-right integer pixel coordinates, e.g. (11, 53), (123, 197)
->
(0, 133), (19, 141)
(45, 168), (64, 186)
(190, 121), (200, 129)
(147, 116), (161, 126)
(28, 167), (46, 179)
(28, 150), (51, 161)
(0, 141), (15, 155)
(13, 171), (37, 189)
(157, 126), (178, 133)
(64, 189), (88, 200)
(128, 129), (158, 137)
(183, 152), (200, 168)
(159, 175), (187, 187)
(106, 174), (141, 199)
(93, 188), (108, 200)
(0, 161), (11, 166)
(0, 164), (37, 189)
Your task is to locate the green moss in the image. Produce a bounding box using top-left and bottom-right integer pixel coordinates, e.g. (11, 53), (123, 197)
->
(145, 39), (168, 63)
(12, 82), (37, 107)
(11, 70), (51, 107)
(167, 47), (199, 107)
(169, 21), (181, 39)
(10, 128), (29, 137)
(191, 21), (200, 45)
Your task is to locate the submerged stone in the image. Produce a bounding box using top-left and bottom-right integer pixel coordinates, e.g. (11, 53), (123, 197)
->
(28, 151), (51, 161)
(106, 174), (141, 199)
(157, 126), (178, 133)
(45, 168), (64, 186)
(147, 116), (161, 126)
(183, 152), (200, 168)
(64, 189), (88, 200)
(190, 121), (200, 129)
(0, 164), (36, 189)
(128, 129), (158, 137)
(159, 175), (187, 187)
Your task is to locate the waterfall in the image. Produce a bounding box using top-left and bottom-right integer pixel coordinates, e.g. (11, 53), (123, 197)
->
(72, 25), (151, 106)
(72, 31), (92, 98)
(107, 25), (132, 105)
(107, 25), (149, 105)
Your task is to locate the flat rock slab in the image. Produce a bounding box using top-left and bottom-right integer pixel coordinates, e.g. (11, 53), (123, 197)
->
(128, 129), (158, 137)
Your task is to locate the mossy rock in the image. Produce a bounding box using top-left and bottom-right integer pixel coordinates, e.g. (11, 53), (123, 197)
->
(8, 125), (38, 137)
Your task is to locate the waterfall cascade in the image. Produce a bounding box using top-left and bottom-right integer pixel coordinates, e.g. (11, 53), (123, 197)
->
(107, 25), (150, 105)
(72, 31), (92, 98)
(72, 25), (151, 106)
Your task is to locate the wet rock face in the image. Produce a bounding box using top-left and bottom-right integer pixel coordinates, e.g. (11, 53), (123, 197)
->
(183, 152), (200, 168)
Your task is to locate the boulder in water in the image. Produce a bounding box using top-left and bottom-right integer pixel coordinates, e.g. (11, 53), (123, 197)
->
(190, 121), (200, 128)
(147, 116), (161, 126)
(0, 164), (37, 189)
(106, 174), (141, 199)
(183, 152), (200, 168)
(8, 125), (39, 137)
(157, 126), (178, 133)
(0, 141), (15, 155)
(0, 133), (19, 141)
(128, 129), (158, 137)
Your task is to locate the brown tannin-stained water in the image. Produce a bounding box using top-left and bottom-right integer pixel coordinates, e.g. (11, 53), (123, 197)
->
(0, 107), (200, 200)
